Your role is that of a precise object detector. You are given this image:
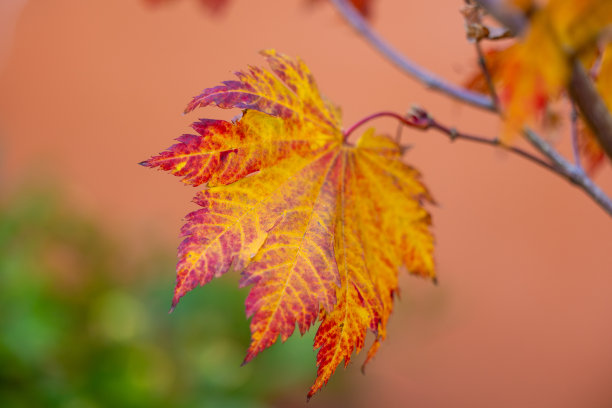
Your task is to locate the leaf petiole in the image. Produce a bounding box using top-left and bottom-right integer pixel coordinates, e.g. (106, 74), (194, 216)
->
(342, 110), (429, 142)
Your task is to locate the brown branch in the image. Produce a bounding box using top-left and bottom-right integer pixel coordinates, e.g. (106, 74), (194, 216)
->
(568, 60), (612, 160)
(329, 0), (495, 111)
(429, 112), (612, 217)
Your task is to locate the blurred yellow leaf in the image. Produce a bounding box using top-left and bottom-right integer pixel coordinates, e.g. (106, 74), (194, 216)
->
(467, 0), (612, 138)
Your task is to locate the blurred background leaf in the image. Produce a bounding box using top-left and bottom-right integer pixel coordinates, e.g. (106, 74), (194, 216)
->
(0, 185), (343, 408)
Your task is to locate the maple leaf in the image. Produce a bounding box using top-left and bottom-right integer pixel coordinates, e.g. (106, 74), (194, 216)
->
(490, 13), (568, 136)
(465, 0), (612, 137)
(308, 129), (434, 398)
(141, 50), (435, 398)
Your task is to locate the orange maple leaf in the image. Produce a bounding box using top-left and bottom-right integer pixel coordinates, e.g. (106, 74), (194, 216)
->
(142, 50), (435, 397)
(466, 0), (612, 137)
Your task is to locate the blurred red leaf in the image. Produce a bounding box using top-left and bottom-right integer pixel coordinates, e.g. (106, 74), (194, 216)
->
(144, 0), (374, 18)
(144, 0), (228, 13)
(308, 0), (374, 18)
(464, 0), (612, 138)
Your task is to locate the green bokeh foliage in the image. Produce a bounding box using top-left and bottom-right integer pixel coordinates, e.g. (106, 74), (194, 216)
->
(0, 188), (319, 408)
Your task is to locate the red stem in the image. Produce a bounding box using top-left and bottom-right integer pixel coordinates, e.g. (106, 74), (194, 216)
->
(343, 111), (427, 141)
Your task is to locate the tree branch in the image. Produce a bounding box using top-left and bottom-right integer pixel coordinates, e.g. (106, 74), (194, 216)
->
(329, 0), (495, 111)
(427, 116), (557, 175)
(433, 119), (612, 217)
(524, 129), (612, 216)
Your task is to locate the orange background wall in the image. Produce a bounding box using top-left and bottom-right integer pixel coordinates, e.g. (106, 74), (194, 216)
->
(1, 1), (612, 406)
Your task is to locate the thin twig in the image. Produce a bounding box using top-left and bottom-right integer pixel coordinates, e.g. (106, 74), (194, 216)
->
(330, 0), (495, 111)
(428, 119), (556, 174)
(475, 41), (500, 111)
(342, 110), (555, 174)
(570, 101), (582, 169)
(524, 129), (612, 216)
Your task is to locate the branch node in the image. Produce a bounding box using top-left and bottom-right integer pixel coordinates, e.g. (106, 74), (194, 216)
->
(409, 106), (432, 129)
